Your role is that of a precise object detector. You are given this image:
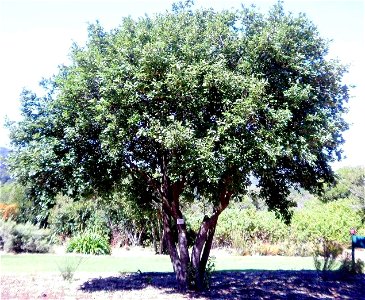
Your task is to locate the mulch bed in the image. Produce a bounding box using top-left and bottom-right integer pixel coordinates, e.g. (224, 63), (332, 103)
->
(1, 270), (365, 299)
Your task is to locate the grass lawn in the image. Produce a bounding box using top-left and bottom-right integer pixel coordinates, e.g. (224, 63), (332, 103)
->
(0, 253), (173, 273)
(0, 252), (315, 274)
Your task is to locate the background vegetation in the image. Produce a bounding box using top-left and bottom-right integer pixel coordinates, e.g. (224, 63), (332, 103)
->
(1, 158), (364, 257)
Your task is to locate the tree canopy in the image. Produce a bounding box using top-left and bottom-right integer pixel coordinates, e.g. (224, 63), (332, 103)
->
(8, 1), (349, 290)
(0, 147), (11, 184)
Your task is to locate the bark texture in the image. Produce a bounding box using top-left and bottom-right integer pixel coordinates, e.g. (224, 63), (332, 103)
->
(161, 174), (233, 291)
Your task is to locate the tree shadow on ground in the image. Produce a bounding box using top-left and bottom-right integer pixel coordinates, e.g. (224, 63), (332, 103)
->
(80, 270), (365, 299)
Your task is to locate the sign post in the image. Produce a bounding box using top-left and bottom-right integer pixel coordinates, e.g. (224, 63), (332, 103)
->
(350, 228), (365, 272)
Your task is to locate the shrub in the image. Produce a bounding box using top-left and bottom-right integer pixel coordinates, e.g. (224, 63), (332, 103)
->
(11, 222), (51, 253)
(277, 239), (315, 256)
(187, 196), (363, 257)
(0, 219), (51, 253)
(0, 218), (16, 251)
(320, 166), (365, 203)
(338, 255), (364, 275)
(66, 232), (111, 255)
(48, 195), (110, 239)
(313, 238), (343, 278)
(0, 183), (25, 205)
(0, 203), (18, 220)
(0, 183), (38, 224)
(291, 198), (363, 245)
(214, 204), (288, 252)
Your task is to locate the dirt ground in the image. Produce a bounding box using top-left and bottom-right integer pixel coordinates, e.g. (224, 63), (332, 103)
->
(1, 269), (365, 300)
(1, 248), (365, 299)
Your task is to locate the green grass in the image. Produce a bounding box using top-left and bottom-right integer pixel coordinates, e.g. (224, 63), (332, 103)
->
(0, 253), (315, 274)
(0, 254), (173, 273)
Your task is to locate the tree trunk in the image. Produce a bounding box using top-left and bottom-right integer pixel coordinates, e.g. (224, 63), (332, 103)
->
(162, 208), (189, 291)
(162, 190), (231, 290)
(151, 221), (158, 254)
(157, 210), (165, 254)
(159, 152), (191, 290)
(190, 180), (232, 291)
(141, 152), (233, 291)
(127, 155), (232, 291)
(199, 220), (217, 288)
(190, 216), (218, 290)
(161, 191), (190, 289)
(137, 229), (144, 246)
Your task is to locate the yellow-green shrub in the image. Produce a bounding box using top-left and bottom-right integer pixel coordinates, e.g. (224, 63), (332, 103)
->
(291, 198), (363, 245)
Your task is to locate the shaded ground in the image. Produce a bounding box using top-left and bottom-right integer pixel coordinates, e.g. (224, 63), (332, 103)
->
(1, 270), (364, 299)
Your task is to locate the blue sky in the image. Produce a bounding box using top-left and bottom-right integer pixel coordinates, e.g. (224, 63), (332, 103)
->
(0, 0), (364, 168)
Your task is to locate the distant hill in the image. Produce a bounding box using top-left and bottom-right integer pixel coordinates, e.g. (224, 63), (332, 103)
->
(0, 147), (11, 184)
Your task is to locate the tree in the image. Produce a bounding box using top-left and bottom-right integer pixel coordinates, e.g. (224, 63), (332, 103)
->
(0, 147), (11, 184)
(8, 2), (349, 290)
(320, 166), (365, 223)
(321, 166), (365, 203)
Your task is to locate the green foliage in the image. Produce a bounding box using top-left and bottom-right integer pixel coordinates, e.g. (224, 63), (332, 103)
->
(48, 194), (110, 239)
(6, 2), (351, 287)
(100, 177), (160, 247)
(0, 183), (29, 222)
(214, 202), (289, 249)
(321, 166), (365, 203)
(0, 183), (24, 204)
(0, 182), (50, 226)
(320, 166), (365, 224)
(0, 218), (16, 251)
(66, 232), (111, 255)
(188, 197), (363, 256)
(0, 147), (11, 184)
(204, 256), (216, 289)
(9, 1), (349, 224)
(313, 238), (343, 276)
(291, 198), (362, 244)
(339, 256), (364, 275)
(48, 190), (159, 247)
(0, 219), (51, 253)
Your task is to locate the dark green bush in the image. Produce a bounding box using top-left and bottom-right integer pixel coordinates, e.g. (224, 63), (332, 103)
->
(48, 195), (110, 239)
(66, 232), (111, 255)
(0, 219), (51, 253)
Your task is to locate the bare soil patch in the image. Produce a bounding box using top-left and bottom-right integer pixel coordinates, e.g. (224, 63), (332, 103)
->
(1, 270), (364, 299)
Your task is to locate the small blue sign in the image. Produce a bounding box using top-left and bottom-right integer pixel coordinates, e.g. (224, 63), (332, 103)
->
(352, 235), (365, 249)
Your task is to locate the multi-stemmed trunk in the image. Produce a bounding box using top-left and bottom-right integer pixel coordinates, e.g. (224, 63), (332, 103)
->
(161, 178), (232, 291)
(131, 153), (233, 291)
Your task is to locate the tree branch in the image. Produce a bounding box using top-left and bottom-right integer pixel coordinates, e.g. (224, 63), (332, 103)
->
(125, 156), (174, 215)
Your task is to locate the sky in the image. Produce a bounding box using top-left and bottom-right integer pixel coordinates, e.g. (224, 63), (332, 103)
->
(0, 0), (364, 168)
